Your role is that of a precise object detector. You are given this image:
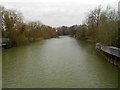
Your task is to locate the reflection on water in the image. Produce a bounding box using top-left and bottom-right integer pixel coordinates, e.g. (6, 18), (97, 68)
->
(3, 36), (118, 88)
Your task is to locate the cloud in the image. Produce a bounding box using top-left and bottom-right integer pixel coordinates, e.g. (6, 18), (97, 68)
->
(0, 0), (119, 26)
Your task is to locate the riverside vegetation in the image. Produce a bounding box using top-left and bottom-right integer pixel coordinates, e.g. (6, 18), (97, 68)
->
(1, 5), (58, 46)
(57, 6), (119, 48)
(1, 5), (119, 48)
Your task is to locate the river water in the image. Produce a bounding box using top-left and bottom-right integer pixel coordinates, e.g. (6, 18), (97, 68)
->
(2, 36), (118, 88)
(0, 49), (2, 89)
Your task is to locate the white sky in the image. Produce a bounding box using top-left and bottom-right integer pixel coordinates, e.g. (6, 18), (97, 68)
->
(0, 0), (119, 27)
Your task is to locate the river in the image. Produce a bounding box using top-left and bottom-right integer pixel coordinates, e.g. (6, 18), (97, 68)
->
(0, 49), (2, 89)
(2, 36), (118, 88)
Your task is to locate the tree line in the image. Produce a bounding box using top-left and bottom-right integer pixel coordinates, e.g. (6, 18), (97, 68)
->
(0, 5), (119, 47)
(57, 5), (119, 47)
(0, 5), (58, 46)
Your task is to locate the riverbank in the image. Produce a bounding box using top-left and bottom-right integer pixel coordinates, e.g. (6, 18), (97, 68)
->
(2, 36), (59, 49)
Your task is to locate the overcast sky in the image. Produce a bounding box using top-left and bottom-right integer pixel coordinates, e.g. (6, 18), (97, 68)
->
(0, 0), (119, 27)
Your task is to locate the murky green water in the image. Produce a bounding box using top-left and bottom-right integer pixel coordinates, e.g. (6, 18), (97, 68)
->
(2, 36), (118, 88)
(0, 49), (2, 89)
